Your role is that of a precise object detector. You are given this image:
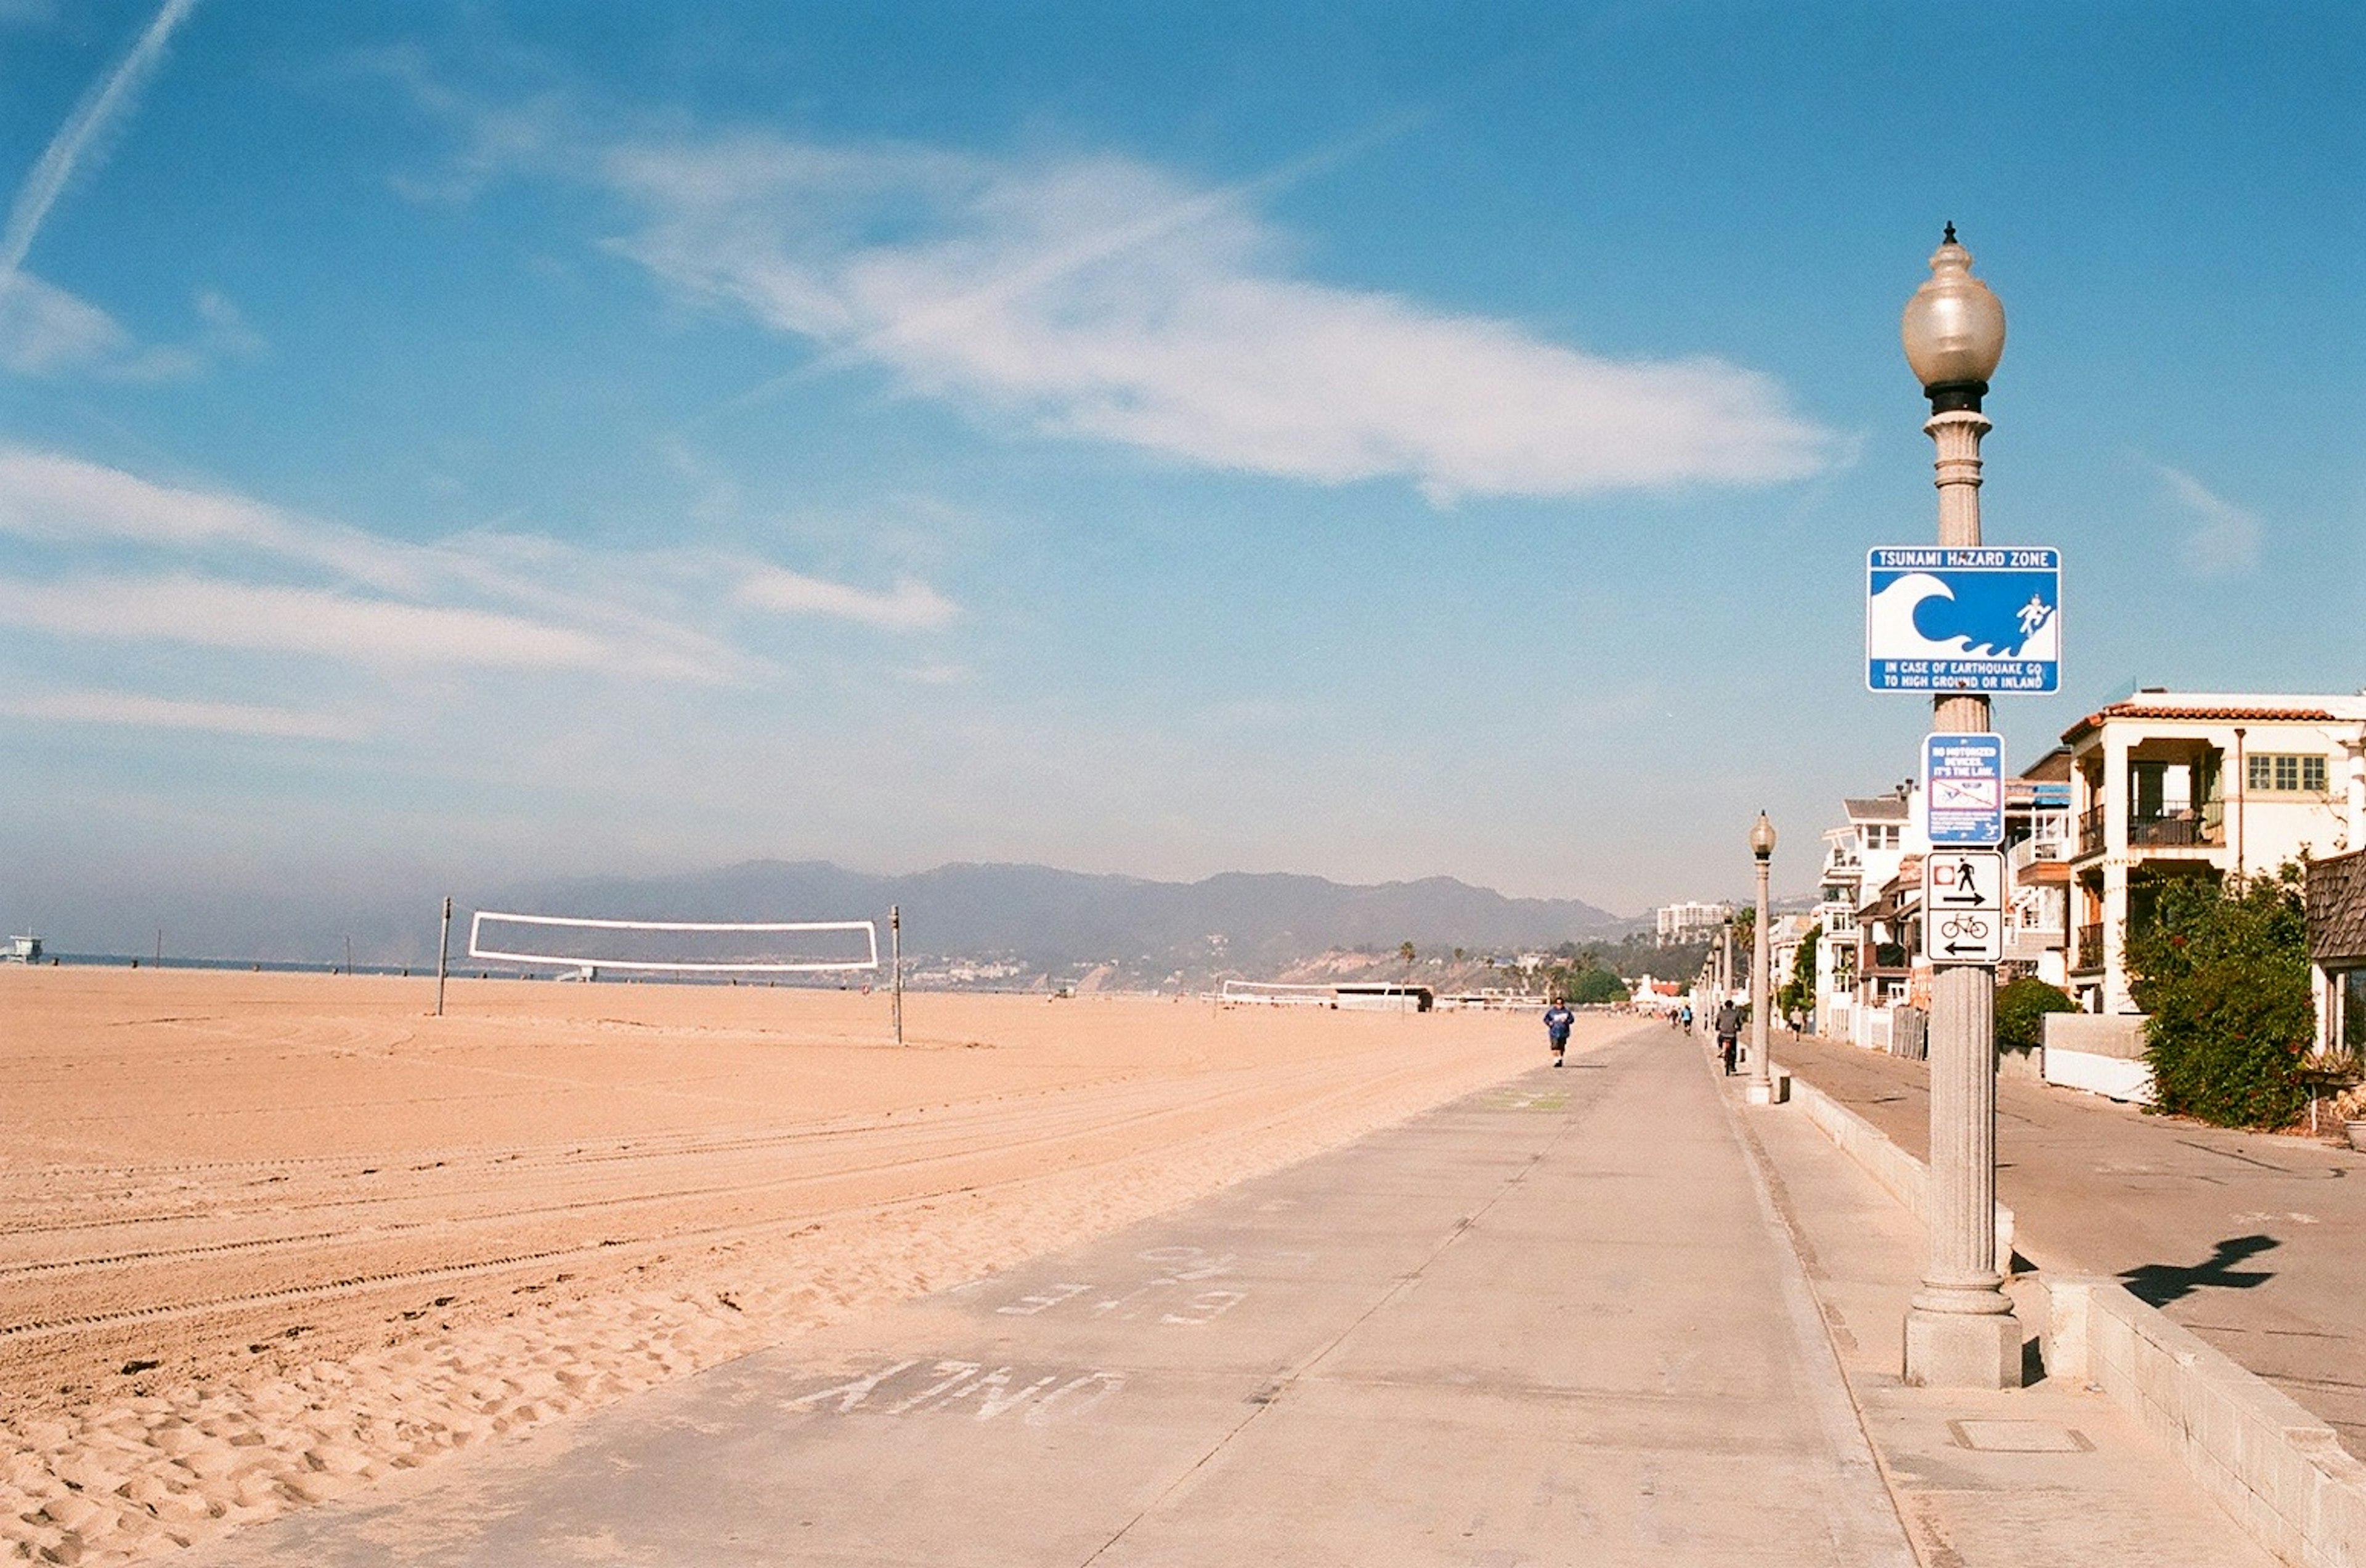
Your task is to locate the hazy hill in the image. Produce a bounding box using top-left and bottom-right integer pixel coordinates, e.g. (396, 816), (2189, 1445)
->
(486, 860), (1627, 983)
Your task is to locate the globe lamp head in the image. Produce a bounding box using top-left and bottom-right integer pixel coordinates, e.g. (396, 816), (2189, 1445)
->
(1749, 811), (1778, 860)
(1901, 224), (2006, 412)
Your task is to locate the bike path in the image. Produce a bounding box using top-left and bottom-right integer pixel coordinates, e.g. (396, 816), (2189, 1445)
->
(192, 1025), (1912, 1566)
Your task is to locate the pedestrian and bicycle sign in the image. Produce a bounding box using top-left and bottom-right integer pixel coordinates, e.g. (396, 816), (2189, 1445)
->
(1867, 546), (2060, 693)
(1924, 732), (2006, 847)
(1922, 850), (2006, 965)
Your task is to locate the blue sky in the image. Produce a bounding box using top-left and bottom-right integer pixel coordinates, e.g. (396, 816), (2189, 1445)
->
(1, 1), (2359, 950)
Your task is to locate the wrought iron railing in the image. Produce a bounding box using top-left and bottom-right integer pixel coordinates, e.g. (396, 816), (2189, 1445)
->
(2074, 922), (2105, 970)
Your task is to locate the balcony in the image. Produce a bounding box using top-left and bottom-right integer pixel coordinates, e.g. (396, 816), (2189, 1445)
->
(2073, 922), (2105, 972)
(2128, 808), (2222, 850)
(2074, 805), (2227, 858)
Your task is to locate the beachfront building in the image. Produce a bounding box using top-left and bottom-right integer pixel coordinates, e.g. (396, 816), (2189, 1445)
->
(1655, 901), (1733, 946)
(2002, 747), (2074, 986)
(1813, 788), (1925, 1041)
(2065, 691), (2366, 1016)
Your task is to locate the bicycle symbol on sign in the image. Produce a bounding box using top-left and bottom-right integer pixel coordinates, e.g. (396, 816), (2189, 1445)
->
(1940, 914), (1991, 942)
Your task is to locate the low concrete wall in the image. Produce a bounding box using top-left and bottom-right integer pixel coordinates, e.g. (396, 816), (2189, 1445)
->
(1789, 1076), (2014, 1265)
(2049, 1275), (2366, 1568)
(2043, 1012), (2155, 1103)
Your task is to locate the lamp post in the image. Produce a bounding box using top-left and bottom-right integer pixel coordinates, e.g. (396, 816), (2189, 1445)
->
(1747, 812), (1779, 1104)
(1900, 225), (2022, 1389)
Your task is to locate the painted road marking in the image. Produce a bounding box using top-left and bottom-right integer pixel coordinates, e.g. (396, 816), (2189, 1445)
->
(786, 1359), (1126, 1426)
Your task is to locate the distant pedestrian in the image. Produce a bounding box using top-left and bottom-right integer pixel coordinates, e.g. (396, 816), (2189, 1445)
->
(1543, 999), (1575, 1068)
(1678, 1003), (1693, 1032)
(1787, 1006), (1804, 1041)
(1714, 1000), (1743, 1075)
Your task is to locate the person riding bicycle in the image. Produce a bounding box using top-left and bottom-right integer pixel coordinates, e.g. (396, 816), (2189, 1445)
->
(1714, 999), (1742, 1076)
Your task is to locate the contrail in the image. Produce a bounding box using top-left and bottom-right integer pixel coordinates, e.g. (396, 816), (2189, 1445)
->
(1, 0), (203, 278)
(692, 114), (1427, 428)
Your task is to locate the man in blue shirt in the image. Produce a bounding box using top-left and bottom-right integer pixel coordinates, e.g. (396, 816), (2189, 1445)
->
(1543, 999), (1575, 1068)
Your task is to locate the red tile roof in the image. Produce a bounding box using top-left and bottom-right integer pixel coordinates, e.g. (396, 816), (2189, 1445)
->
(2062, 702), (2340, 744)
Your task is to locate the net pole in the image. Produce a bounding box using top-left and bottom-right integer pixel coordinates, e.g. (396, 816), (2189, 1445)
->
(436, 898), (452, 1017)
(890, 905), (903, 1047)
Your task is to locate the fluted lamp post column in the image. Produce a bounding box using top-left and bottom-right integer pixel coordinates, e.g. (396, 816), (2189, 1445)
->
(1747, 813), (1779, 1105)
(1900, 225), (2022, 1389)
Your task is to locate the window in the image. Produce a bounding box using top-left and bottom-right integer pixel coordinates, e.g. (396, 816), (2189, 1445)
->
(2246, 753), (2327, 794)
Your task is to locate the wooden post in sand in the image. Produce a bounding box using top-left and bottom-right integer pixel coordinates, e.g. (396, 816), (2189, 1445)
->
(436, 898), (453, 1017)
(890, 904), (904, 1047)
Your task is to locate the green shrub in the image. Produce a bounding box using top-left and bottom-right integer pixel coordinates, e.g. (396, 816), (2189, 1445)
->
(2125, 866), (2314, 1129)
(1993, 976), (2074, 1055)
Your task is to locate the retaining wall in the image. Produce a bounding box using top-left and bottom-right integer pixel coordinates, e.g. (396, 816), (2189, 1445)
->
(2049, 1276), (2366, 1568)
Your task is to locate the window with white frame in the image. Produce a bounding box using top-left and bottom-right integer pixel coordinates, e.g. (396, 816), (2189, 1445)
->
(2246, 753), (2327, 794)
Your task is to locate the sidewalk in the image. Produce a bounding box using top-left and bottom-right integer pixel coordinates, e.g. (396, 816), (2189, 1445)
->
(1778, 1027), (2366, 1452)
(1725, 1043), (2280, 1565)
(184, 1024), (2265, 1566)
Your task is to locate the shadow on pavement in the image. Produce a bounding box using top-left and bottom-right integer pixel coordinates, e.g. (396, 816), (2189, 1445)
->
(2120, 1233), (2280, 1306)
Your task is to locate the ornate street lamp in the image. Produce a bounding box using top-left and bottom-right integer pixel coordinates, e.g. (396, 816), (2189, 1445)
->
(1747, 813), (1779, 1104)
(1901, 226), (2022, 1389)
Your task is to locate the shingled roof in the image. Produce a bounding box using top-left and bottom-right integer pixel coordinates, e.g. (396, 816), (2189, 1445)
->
(2309, 849), (2366, 962)
(1843, 795), (1909, 821)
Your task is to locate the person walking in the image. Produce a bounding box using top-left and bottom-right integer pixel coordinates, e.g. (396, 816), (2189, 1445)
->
(1714, 998), (1743, 1076)
(1542, 998), (1575, 1068)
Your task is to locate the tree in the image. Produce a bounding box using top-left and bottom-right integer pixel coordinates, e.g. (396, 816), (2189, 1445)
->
(2125, 866), (2314, 1129)
(1565, 965), (1628, 1005)
(1776, 923), (1820, 1022)
(1398, 941), (1417, 972)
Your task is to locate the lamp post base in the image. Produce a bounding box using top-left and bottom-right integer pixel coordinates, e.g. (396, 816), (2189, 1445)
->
(1904, 1306), (2025, 1389)
(1745, 1076), (1787, 1105)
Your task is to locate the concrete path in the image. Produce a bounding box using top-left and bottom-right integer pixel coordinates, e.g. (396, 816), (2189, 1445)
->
(191, 1025), (1914, 1567)
(1776, 1028), (2366, 1451)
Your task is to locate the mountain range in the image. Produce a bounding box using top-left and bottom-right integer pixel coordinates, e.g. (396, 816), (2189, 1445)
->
(482, 860), (1629, 984)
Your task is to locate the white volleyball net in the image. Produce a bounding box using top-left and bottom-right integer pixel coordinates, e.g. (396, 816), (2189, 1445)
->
(468, 912), (880, 975)
(1218, 980), (1337, 1008)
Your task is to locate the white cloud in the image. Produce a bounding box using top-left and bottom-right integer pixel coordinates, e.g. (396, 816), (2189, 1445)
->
(2160, 465), (2262, 579)
(0, 445), (956, 700)
(605, 138), (1837, 500)
(0, 269), (129, 373)
(0, 575), (702, 675)
(0, 687), (361, 740)
(735, 566), (957, 630)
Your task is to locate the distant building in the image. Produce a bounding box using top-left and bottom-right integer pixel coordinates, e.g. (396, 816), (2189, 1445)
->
(1656, 901), (1733, 946)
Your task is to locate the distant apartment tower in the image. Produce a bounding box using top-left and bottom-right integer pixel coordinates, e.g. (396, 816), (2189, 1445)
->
(1656, 901), (1733, 946)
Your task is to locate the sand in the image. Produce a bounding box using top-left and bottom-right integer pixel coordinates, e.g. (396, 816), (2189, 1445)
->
(0, 967), (1614, 1564)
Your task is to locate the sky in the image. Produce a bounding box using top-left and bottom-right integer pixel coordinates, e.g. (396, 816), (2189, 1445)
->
(1, 1), (2360, 954)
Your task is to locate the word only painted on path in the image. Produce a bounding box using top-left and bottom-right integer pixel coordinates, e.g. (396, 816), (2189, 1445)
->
(1867, 546), (2060, 693)
(1924, 732), (2006, 847)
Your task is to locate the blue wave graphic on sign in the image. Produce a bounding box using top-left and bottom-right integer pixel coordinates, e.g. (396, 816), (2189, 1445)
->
(1868, 571), (2058, 660)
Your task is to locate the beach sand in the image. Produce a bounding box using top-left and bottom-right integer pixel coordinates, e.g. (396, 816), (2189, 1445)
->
(0, 967), (1612, 1564)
